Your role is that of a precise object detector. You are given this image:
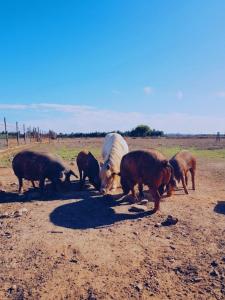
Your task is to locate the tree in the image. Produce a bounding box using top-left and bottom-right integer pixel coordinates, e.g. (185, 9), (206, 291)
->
(49, 130), (57, 140)
(130, 125), (152, 137)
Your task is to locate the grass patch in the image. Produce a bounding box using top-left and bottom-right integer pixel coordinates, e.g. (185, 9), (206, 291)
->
(54, 147), (101, 162)
(1, 143), (225, 168)
(157, 146), (225, 159)
(0, 153), (12, 168)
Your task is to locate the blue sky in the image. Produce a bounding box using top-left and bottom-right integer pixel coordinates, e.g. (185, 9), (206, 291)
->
(0, 0), (225, 133)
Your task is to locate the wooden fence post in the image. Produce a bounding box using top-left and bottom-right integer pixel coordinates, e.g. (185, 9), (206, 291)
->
(23, 124), (26, 144)
(4, 117), (8, 147)
(29, 127), (32, 143)
(16, 121), (19, 145)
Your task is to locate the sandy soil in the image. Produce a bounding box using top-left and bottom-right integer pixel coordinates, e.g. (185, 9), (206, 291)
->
(0, 138), (225, 300)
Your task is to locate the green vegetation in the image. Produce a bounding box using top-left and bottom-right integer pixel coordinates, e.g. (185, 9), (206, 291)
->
(0, 153), (12, 167)
(1, 143), (225, 168)
(54, 146), (101, 161)
(158, 146), (225, 159)
(57, 124), (164, 138)
(127, 125), (163, 137)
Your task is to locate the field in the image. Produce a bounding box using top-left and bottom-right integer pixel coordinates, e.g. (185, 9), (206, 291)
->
(0, 137), (225, 300)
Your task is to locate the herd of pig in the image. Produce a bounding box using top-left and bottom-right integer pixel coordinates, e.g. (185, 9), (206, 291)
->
(8, 132), (196, 213)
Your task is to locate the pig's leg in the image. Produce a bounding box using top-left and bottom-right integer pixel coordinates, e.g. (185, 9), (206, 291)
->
(185, 173), (188, 186)
(158, 184), (165, 196)
(138, 183), (144, 199)
(131, 185), (138, 203)
(166, 183), (173, 197)
(181, 173), (188, 194)
(18, 177), (23, 193)
(31, 181), (36, 188)
(190, 168), (195, 190)
(78, 166), (84, 188)
(127, 181), (137, 203)
(150, 187), (161, 213)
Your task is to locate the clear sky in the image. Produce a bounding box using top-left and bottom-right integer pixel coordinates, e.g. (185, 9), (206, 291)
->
(0, 0), (225, 133)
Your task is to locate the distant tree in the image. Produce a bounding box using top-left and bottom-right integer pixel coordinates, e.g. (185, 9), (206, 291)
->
(51, 125), (163, 138)
(49, 130), (57, 139)
(130, 125), (152, 137)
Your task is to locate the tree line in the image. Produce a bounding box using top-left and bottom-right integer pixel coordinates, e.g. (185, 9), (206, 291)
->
(57, 125), (164, 139)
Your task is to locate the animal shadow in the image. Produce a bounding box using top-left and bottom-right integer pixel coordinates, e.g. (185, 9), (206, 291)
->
(50, 194), (154, 230)
(214, 201), (225, 215)
(0, 181), (98, 203)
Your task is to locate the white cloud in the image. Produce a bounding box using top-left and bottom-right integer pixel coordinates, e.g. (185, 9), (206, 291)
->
(176, 90), (184, 100)
(1, 103), (224, 134)
(0, 104), (29, 110)
(216, 91), (225, 98)
(143, 86), (153, 95)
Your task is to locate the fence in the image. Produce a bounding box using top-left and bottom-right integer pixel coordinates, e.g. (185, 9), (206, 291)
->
(0, 117), (55, 150)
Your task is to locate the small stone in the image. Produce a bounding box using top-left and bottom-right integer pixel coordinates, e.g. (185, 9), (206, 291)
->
(133, 231), (138, 236)
(161, 215), (178, 226)
(0, 212), (10, 219)
(69, 258), (78, 263)
(14, 211), (22, 217)
(170, 245), (176, 250)
(166, 235), (172, 239)
(135, 283), (143, 292)
(155, 223), (162, 228)
(193, 277), (202, 283)
(14, 208), (28, 217)
(4, 232), (12, 238)
(129, 205), (146, 213)
(139, 199), (148, 205)
(211, 260), (218, 267)
(210, 269), (219, 277)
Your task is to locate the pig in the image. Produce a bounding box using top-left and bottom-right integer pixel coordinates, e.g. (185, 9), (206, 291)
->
(169, 150), (196, 194)
(119, 149), (176, 212)
(76, 150), (101, 190)
(12, 150), (78, 193)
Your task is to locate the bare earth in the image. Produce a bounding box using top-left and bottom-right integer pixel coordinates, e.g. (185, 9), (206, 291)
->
(0, 138), (225, 300)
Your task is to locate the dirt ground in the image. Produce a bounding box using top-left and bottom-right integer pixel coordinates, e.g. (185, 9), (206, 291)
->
(0, 138), (225, 300)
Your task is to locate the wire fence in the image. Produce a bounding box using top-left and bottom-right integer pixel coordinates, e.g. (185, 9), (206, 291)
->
(0, 117), (56, 150)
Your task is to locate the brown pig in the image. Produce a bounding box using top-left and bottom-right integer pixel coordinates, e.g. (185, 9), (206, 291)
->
(169, 150), (196, 194)
(76, 150), (101, 190)
(12, 150), (78, 193)
(119, 149), (176, 212)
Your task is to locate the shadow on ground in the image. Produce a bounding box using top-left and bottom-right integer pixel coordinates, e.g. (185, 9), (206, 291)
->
(214, 201), (225, 215)
(50, 194), (154, 230)
(0, 181), (100, 203)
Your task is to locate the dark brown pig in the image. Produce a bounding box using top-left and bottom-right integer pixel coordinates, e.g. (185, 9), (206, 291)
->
(12, 150), (78, 193)
(119, 150), (176, 212)
(169, 150), (196, 194)
(76, 150), (101, 190)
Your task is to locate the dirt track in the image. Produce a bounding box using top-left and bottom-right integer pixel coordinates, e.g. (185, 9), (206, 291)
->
(0, 138), (225, 300)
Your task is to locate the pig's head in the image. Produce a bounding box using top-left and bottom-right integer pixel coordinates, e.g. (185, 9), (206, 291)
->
(169, 159), (182, 183)
(64, 169), (78, 183)
(99, 161), (117, 194)
(165, 163), (177, 196)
